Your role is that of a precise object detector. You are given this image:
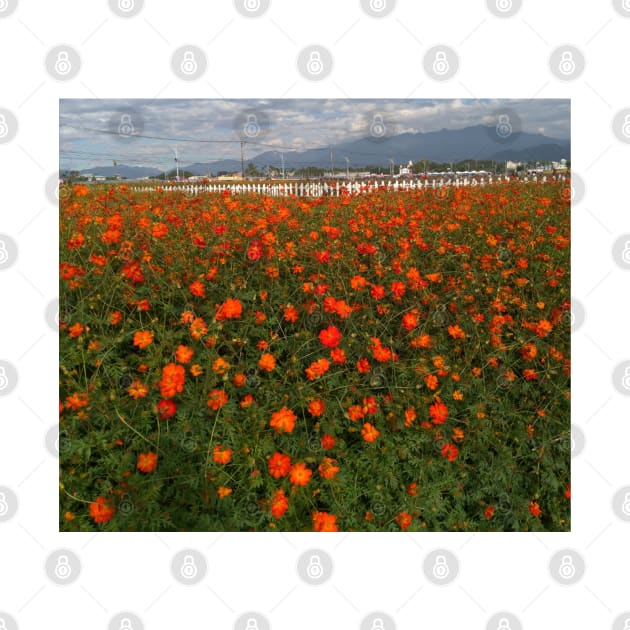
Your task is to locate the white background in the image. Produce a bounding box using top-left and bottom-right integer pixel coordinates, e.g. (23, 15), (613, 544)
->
(1, 0), (629, 628)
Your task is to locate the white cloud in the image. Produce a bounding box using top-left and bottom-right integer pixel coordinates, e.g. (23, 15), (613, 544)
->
(60, 98), (569, 170)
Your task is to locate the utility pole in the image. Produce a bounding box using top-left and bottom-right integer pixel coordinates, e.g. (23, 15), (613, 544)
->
(329, 145), (335, 178)
(280, 151), (285, 180)
(173, 146), (179, 181)
(240, 140), (245, 180)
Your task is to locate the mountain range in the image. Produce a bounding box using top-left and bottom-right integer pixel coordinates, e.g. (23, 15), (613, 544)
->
(76, 124), (570, 178)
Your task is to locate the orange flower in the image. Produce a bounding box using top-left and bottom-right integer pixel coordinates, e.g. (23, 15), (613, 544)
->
(268, 452), (291, 478)
(109, 311), (123, 325)
(410, 333), (432, 349)
(308, 398), (325, 417)
(356, 358), (371, 374)
(158, 363), (185, 399)
(68, 322), (84, 338)
(521, 342), (538, 360)
(270, 488), (289, 518)
(151, 222), (168, 238)
(446, 324), (465, 340)
(312, 511), (338, 532)
(395, 511), (412, 530)
(347, 405), (366, 421)
(128, 380), (148, 399)
(529, 501), (542, 517)
(319, 325), (342, 348)
(452, 427), (465, 443)
(157, 399), (176, 419)
(190, 364), (204, 377)
(137, 451), (158, 473)
(215, 297), (242, 321)
(213, 445), (232, 464)
(190, 317), (208, 340)
(404, 407), (416, 427)
(484, 505), (495, 520)
(133, 330), (153, 349)
(429, 400), (448, 425)
(425, 374), (439, 390)
(440, 442), (459, 462)
(321, 434), (335, 450)
(318, 457), (340, 480)
(283, 305), (299, 322)
(259, 353), (276, 372)
(407, 482), (418, 496)
(175, 344), (194, 364)
(65, 392), (88, 411)
(89, 496), (115, 524)
(361, 422), (380, 443)
(189, 280), (205, 298)
(330, 347), (346, 364)
(233, 372), (246, 387)
(402, 312), (418, 331)
(534, 319), (552, 338)
(217, 486), (232, 499)
(289, 462), (312, 486)
(212, 357), (230, 374)
(207, 389), (228, 411)
(305, 358), (330, 381)
(270, 407), (297, 434)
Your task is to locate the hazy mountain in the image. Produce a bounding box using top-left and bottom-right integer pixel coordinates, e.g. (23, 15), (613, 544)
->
(78, 165), (162, 178)
(79, 125), (570, 177)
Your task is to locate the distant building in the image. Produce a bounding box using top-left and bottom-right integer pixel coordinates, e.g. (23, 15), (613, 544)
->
(399, 160), (413, 176)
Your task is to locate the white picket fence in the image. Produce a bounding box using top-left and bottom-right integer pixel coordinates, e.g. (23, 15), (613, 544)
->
(131, 174), (567, 198)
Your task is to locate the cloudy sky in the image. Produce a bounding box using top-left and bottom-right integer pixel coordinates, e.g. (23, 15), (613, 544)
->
(60, 99), (570, 171)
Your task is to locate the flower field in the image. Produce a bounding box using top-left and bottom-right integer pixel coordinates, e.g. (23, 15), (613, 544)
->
(59, 180), (570, 532)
